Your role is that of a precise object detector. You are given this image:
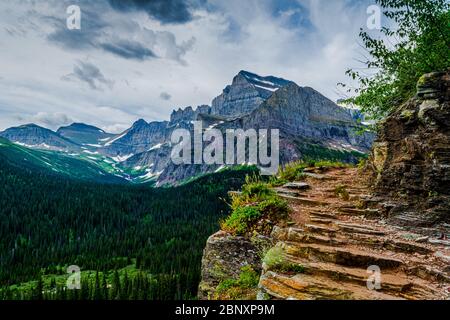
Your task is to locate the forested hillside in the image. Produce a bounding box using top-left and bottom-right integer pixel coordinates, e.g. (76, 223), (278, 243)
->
(0, 154), (256, 300)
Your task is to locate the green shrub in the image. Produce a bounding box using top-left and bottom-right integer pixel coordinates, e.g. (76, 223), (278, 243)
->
(216, 265), (260, 300)
(313, 160), (351, 169)
(278, 162), (307, 182)
(357, 158), (367, 170)
(278, 160), (354, 183)
(262, 247), (285, 269)
(224, 174), (289, 236)
(223, 194), (289, 236)
(241, 178), (275, 200)
(257, 197), (289, 221)
(281, 264), (305, 273)
(237, 265), (260, 288)
(221, 206), (262, 235)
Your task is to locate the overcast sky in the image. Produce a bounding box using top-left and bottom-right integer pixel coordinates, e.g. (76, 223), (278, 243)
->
(0, 0), (376, 133)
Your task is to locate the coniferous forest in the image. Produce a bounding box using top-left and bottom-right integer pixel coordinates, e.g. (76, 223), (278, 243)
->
(0, 155), (256, 300)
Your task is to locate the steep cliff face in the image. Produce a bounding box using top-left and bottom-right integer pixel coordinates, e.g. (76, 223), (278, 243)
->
(241, 83), (374, 152)
(368, 70), (450, 232)
(170, 105), (211, 123)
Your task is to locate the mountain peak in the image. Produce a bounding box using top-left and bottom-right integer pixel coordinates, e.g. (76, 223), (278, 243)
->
(236, 70), (294, 92)
(59, 122), (105, 132)
(210, 71), (295, 117)
(133, 119), (148, 127)
(18, 123), (45, 129)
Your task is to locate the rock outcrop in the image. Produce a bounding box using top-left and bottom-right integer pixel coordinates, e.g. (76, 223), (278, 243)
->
(198, 231), (271, 300)
(170, 105), (211, 124)
(198, 71), (450, 300)
(368, 70), (450, 234)
(199, 167), (450, 300)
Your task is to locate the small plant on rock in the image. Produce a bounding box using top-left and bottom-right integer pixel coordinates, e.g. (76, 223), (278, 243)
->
(262, 247), (305, 274)
(215, 265), (260, 300)
(335, 184), (350, 201)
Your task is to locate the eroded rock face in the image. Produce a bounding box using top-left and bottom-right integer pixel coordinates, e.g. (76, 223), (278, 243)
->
(198, 231), (271, 300)
(368, 70), (450, 231)
(170, 105), (211, 124)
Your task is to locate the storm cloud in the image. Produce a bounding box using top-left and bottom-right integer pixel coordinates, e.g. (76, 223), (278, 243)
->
(44, 3), (192, 62)
(107, 0), (202, 24)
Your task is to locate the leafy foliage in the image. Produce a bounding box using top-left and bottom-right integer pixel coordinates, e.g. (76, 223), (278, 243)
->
(222, 177), (289, 236)
(342, 0), (450, 119)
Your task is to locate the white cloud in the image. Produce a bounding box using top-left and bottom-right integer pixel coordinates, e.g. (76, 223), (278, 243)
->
(0, 0), (373, 132)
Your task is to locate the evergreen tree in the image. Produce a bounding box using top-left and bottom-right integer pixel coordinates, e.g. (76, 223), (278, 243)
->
(93, 271), (102, 300)
(32, 275), (44, 300)
(111, 270), (121, 300)
(101, 273), (108, 300)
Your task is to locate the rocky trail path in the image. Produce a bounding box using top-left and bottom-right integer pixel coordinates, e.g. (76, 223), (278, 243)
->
(259, 167), (450, 300)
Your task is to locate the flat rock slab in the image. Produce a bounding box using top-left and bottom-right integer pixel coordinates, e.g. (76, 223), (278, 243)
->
(304, 173), (329, 180)
(283, 182), (310, 190)
(429, 238), (450, 246)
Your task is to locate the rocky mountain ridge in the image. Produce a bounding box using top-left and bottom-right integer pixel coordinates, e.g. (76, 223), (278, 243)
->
(0, 70), (374, 185)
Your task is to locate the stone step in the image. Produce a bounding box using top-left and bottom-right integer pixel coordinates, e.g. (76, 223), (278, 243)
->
(275, 188), (301, 198)
(280, 242), (404, 269)
(310, 217), (334, 225)
(343, 234), (433, 255)
(282, 182), (310, 191)
(285, 228), (347, 246)
(278, 194), (331, 207)
(408, 265), (450, 283)
(339, 207), (381, 217)
(304, 173), (334, 180)
(336, 222), (386, 236)
(383, 239), (433, 255)
(304, 224), (338, 236)
(259, 271), (404, 300)
(282, 256), (415, 294)
(309, 211), (337, 219)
